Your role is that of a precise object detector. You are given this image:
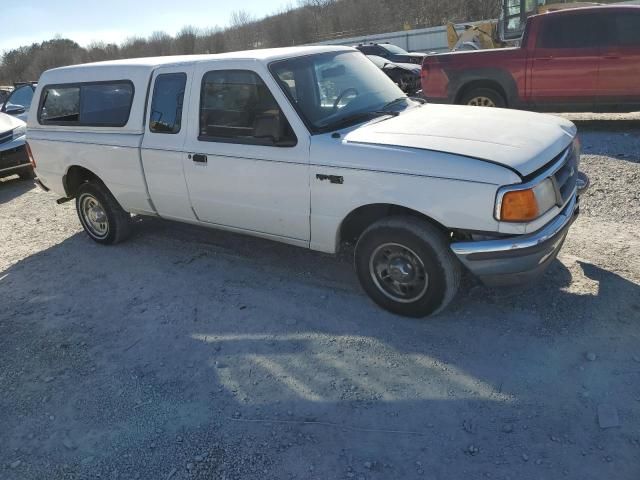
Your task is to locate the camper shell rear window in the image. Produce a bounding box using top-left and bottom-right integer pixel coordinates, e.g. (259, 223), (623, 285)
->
(38, 80), (134, 127)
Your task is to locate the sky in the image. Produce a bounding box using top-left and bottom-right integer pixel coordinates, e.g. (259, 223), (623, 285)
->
(1, 0), (289, 53)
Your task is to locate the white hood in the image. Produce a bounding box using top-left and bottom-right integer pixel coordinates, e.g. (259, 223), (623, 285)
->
(0, 112), (25, 135)
(344, 104), (576, 177)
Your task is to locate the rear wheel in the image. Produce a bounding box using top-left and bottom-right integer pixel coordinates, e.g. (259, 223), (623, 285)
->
(460, 87), (506, 108)
(354, 217), (461, 317)
(76, 182), (132, 245)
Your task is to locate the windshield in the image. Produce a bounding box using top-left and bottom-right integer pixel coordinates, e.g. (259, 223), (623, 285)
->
(270, 51), (408, 133)
(381, 44), (409, 55)
(502, 0), (539, 39)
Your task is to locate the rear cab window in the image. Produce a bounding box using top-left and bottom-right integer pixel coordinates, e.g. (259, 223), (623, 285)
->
(38, 81), (134, 126)
(536, 13), (600, 49)
(149, 73), (187, 134)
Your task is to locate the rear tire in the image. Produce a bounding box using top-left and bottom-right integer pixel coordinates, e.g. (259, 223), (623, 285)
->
(354, 216), (461, 318)
(460, 87), (506, 108)
(76, 181), (132, 245)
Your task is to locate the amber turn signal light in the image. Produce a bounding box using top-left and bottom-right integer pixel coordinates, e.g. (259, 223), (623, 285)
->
(500, 189), (539, 221)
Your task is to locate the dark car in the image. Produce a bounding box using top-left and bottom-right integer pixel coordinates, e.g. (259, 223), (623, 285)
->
(367, 55), (421, 95)
(355, 43), (425, 65)
(0, 112), (33, 180)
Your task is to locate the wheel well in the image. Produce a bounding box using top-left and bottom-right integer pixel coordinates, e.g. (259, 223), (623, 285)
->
(456, 80), (508, 106)
(63, 166), (101, 197)
(338, 204), (449, 250)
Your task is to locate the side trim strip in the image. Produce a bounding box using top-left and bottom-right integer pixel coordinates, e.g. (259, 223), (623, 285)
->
(24, 137), (499, 185)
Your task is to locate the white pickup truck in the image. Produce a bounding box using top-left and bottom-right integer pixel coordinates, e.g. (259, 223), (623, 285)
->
(28, 46), (588, 317)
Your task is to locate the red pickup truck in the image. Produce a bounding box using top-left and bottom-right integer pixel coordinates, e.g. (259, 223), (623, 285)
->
(421, 5), (640, 112)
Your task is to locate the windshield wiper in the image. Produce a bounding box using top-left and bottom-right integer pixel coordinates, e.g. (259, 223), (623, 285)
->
(381, 96), (409, 111)
(319, 110), (397, 133)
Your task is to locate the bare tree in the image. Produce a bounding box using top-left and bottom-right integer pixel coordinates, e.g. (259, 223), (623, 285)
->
(0, 0), (507, 85)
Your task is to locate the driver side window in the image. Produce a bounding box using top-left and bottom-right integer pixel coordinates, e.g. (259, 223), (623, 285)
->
(199, 70), (296, 147)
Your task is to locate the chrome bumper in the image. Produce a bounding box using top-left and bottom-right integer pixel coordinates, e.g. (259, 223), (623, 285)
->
(451, 190), (581, 287)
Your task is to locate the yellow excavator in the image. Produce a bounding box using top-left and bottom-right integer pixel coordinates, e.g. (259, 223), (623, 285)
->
(447, 0), (600, 51)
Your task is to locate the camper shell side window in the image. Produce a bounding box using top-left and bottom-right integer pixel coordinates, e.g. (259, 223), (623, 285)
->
(38, 80), (135, 127)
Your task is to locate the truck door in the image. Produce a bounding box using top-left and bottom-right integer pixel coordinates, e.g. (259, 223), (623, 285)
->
(596, 10), (640, 109)
(529, 12), (601, 110)
(182, 63), (311, 243)
(141, 65), (197, 221)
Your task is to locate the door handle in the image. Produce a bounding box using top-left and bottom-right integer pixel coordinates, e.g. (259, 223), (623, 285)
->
(316, 174), (344, 184)
(192, 153), (208, 163)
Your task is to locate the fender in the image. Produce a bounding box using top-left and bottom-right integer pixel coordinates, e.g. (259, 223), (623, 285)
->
(447, 68), (521, 107)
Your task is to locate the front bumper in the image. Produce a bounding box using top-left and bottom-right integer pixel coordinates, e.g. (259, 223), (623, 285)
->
(450, 190), (582, 287)
(0, 143), (30, 177)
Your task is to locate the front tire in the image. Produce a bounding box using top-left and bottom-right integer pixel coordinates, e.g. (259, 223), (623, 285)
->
(76, 182), (132, 245)
(355, 217), (461, 318)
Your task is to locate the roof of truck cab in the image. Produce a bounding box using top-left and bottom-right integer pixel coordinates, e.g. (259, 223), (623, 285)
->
(45, 45), (356, 75)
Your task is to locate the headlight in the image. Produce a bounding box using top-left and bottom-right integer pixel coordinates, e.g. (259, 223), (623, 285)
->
(497, 177), (558, 222)
(12, 125), (26, 139)
(572, 136), (581, 169)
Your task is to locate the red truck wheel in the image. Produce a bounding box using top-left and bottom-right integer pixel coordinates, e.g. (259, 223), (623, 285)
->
(461, 88), (506, 108)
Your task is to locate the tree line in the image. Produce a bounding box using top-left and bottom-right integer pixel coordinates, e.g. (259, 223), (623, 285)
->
(0, 0), (502, 84)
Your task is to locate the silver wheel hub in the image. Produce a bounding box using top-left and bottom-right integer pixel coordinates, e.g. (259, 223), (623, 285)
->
(468, 96), (496, 107)
(369, 243), (429, 304)
(79, 194), (109, 239)
(88, 206), (106, 224)
(388, 257), (415, 282)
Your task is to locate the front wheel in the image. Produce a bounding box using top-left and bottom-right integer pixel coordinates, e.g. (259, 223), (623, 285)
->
(355, 217), (461, 318)
(76, 181), (132, 245)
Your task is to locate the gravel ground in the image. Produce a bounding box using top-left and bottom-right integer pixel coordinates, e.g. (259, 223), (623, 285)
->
(1, 113), (639, 480)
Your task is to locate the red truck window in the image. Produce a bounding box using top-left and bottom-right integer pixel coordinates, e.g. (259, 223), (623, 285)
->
(612, 13), (640, 47)
(537, 14), (600, 49)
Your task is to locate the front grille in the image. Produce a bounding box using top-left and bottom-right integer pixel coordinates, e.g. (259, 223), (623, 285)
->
(398, 74), (421, 95)
(0, 129), (12, 145)
(553, 146), (578, 205)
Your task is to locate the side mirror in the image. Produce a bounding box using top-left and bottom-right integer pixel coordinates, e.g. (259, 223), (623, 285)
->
(5, 105), (26, 115)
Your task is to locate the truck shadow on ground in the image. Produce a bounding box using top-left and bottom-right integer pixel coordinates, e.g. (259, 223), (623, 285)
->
(1, 221), (639, 479)
(0, 175), (35, 204)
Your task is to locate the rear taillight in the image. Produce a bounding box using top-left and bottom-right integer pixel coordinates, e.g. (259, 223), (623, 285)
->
(25, 142), (36, 169)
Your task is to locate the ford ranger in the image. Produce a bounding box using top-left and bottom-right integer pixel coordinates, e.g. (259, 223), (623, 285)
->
(28, 46), (588, 317)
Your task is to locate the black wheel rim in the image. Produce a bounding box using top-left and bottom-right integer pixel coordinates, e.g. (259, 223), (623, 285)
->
(368, 242), (429, 303)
